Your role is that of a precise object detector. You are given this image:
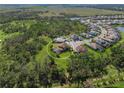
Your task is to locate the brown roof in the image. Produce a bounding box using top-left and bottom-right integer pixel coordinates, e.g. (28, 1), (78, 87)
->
(75, 45), (87, 53)
(58, 43), (67, 49)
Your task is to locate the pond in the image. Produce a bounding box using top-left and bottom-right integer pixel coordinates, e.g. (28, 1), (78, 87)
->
(116, 27), (124, 32)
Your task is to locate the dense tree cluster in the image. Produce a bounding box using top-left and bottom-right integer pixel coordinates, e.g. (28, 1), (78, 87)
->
(1, 35), (124, 88)
(0, 9), (45, 24)
(1, 18), (86, 64)
(67, 53), (110, 87)
(1, 22), (28, 33)
(0, 52), (65, 88)
(3, 35), (47, 64)
(28, 19), (87, 38)
(111, 43), (124, 70)
(0, 15), (87, 87)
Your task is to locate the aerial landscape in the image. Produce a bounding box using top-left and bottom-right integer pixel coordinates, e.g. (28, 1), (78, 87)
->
(1, 4), (124, 88)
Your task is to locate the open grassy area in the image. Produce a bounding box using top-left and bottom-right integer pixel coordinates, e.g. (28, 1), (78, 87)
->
(35, 36), (51, 63)
(28, 6), (48, 9)
(35, 45), (49, 63)
(37, 7), (124, 17)
(59, 51), (71, 58)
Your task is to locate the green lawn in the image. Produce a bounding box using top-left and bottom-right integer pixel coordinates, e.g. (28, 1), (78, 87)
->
(59, 51), (71, 58)
(35, 36), (51, 64)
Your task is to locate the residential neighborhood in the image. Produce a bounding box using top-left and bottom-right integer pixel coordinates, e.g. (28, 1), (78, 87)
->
(52, 15), (122, 54)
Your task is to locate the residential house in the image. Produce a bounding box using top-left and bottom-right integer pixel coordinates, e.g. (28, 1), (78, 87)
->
(54, 37), (66, 43)
(75, 45), (87, 53)
(87, 42), (104, 51)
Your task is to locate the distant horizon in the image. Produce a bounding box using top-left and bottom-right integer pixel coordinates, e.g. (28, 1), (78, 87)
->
(0, 4), (124, 9)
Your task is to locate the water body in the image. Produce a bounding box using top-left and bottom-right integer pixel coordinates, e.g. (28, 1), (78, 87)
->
(116, 27), (124, 32)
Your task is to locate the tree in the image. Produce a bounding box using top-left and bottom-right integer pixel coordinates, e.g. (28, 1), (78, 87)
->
(67, 53), (93, 87)
(111, 43), (124, 70)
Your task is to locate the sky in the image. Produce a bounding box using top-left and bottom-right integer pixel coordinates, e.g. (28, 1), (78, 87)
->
(0, 0), (124, 4)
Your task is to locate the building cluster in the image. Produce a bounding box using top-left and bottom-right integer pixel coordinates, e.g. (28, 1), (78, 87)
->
(86, 25), (120, 51)
(52, 15), (122, 54)
(52, 42), (69, 54)
(52, 35), (86, 54)
(81, 23), (101, 39)
(70, 15), (124, 21)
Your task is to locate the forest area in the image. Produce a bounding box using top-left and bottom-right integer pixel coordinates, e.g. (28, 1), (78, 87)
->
(0, 7), (124, 88)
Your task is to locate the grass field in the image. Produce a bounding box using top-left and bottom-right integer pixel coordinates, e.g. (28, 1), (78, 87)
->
(35, 36), (51, 63)
(37, 7), (124, 17)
